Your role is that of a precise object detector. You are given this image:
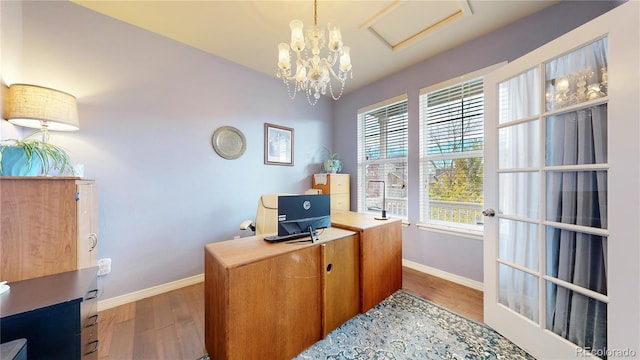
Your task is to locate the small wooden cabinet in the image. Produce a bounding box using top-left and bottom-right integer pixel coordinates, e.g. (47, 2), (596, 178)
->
(312, 173), (350, 210)
(0, 177), (98, 282)
(0, 268), (99, 360)
(330, 211), (403, 313)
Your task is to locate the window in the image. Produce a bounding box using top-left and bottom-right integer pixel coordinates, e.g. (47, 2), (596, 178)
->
(419, 78), (484, 232)
(357, 95), (408, 219)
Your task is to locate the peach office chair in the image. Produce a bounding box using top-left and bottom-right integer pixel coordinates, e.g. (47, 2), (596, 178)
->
(240, 191), (320, 235)
(240, 194), (285, 236)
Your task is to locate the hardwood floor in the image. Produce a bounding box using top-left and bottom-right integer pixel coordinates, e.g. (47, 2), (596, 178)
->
(402, 267), (483, 323)
(97, 267), (483, 359)
(97, 283), (206, 359)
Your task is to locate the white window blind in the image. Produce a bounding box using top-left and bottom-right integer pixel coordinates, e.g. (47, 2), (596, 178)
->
(357, 95), (408, 219)
(419, 78), (484, 231)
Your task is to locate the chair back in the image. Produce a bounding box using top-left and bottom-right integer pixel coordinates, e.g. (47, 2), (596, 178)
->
(255, 194), (281, 235)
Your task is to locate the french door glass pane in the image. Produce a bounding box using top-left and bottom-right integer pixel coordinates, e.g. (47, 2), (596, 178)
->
(498, 67), (539, 124)
(546, 104), (607, 166)
(499, 172), (539, 218)
(499, 219), (538, 269)
(546, 281), (607, 358)
(498, 263), (539, 322)
(546, 171), (607, 229)
(546, 226), (607, 295)
(545, 37), (608, 111)
(499, 120), (539, 169)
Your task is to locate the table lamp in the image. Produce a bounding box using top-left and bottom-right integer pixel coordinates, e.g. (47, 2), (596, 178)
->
(5, 84), (79, 136)
(369, 180), (389, 220)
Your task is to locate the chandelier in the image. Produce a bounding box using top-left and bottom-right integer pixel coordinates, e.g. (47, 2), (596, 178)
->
(276, 0), (352, 105)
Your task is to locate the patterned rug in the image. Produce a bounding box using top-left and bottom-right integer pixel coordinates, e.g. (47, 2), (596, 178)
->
(198, 290), (534, 359)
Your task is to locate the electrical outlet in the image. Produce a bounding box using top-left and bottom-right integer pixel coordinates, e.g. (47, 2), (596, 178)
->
(97, 258), (112, 276)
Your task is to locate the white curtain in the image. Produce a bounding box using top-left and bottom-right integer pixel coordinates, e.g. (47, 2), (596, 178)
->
(497, 67), (541, 322)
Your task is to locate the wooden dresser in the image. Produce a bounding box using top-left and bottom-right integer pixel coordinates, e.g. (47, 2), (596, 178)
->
(0, 177), (100, 359)
(0, 177), (98, 282)
(312, 173), (350, 210)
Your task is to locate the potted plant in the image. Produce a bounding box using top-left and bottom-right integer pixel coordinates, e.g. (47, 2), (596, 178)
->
(322, 147), (342, 173)
(0, 129), (74, 176)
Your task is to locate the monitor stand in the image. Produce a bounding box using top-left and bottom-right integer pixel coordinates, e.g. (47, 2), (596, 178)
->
(308, 226), (319, 243)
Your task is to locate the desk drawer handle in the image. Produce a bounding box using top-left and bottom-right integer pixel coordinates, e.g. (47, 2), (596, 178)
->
(85, 314), (99, 328)
(88, 233), (98, 251)
(86, 289), (99, 300)
(85, 340), (99, 355)
(326, 263), (332, 273)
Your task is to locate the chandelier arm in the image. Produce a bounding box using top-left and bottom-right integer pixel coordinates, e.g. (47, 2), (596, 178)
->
(325, 51), (339, 68)
(323, 61), (346, 82)
(295, 55), (310, 68)
(279, 74), (299, 82)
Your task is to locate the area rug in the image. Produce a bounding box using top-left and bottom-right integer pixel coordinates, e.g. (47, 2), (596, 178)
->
(198, 290), (534, 359)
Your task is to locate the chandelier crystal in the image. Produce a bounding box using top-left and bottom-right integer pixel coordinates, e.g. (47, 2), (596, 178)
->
(276, 0), (352, 105)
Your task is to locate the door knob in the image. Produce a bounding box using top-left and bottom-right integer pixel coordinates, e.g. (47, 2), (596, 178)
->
(482, 209), (495, 217)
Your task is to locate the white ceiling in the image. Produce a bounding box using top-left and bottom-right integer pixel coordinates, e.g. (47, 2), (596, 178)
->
(71, 0), (559, 94)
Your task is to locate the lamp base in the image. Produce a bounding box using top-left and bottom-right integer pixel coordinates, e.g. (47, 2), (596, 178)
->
(374, 210), (389, 220)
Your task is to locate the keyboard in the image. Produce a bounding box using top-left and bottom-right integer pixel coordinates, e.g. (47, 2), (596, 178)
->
(263, 232), (312, 243)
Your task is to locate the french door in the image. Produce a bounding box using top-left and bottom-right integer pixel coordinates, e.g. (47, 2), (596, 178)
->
(483, 3), (639, 359)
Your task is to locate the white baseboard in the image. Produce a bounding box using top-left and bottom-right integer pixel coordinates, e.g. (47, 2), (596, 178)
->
(97, 262), (481, 311)
(402, 259), (484, 292)
(97, 273), (204, 312)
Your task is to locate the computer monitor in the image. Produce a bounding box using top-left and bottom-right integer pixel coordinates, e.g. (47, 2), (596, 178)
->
(277, 194), (331, 237)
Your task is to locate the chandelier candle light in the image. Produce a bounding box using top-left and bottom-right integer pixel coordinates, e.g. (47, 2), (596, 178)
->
(277, 0), (352, 105)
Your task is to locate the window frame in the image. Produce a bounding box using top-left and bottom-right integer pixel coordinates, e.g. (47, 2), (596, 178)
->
(418, 64), (503, 236)
(357, 94), (409, 220)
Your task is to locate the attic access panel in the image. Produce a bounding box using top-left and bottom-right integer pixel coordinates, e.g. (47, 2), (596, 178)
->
(362, 0), (472, 52)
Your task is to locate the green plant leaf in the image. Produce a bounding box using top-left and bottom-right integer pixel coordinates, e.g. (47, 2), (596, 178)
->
(0, 129), (73, 175)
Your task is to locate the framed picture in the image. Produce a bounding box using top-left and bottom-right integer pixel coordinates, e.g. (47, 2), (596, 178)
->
(264, 123), (294, 166)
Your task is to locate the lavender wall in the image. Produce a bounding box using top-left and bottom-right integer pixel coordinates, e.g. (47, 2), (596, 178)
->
(331, 1), (618, 284)
(2, 1), (333, 300)
(1, 0), (620, 300)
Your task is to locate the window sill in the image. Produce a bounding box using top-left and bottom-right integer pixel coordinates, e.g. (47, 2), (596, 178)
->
(416, 223), (483, 240)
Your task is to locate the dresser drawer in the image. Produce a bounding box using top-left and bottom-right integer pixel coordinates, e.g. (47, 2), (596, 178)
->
(331, 193), (350, 211)
(328, 174), (349, 194)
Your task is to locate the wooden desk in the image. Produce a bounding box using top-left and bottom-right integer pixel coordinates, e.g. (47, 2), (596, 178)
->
(204, 212), (402, 359)
(205, 227), (359, 360)
(330, 211), (403, 312)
